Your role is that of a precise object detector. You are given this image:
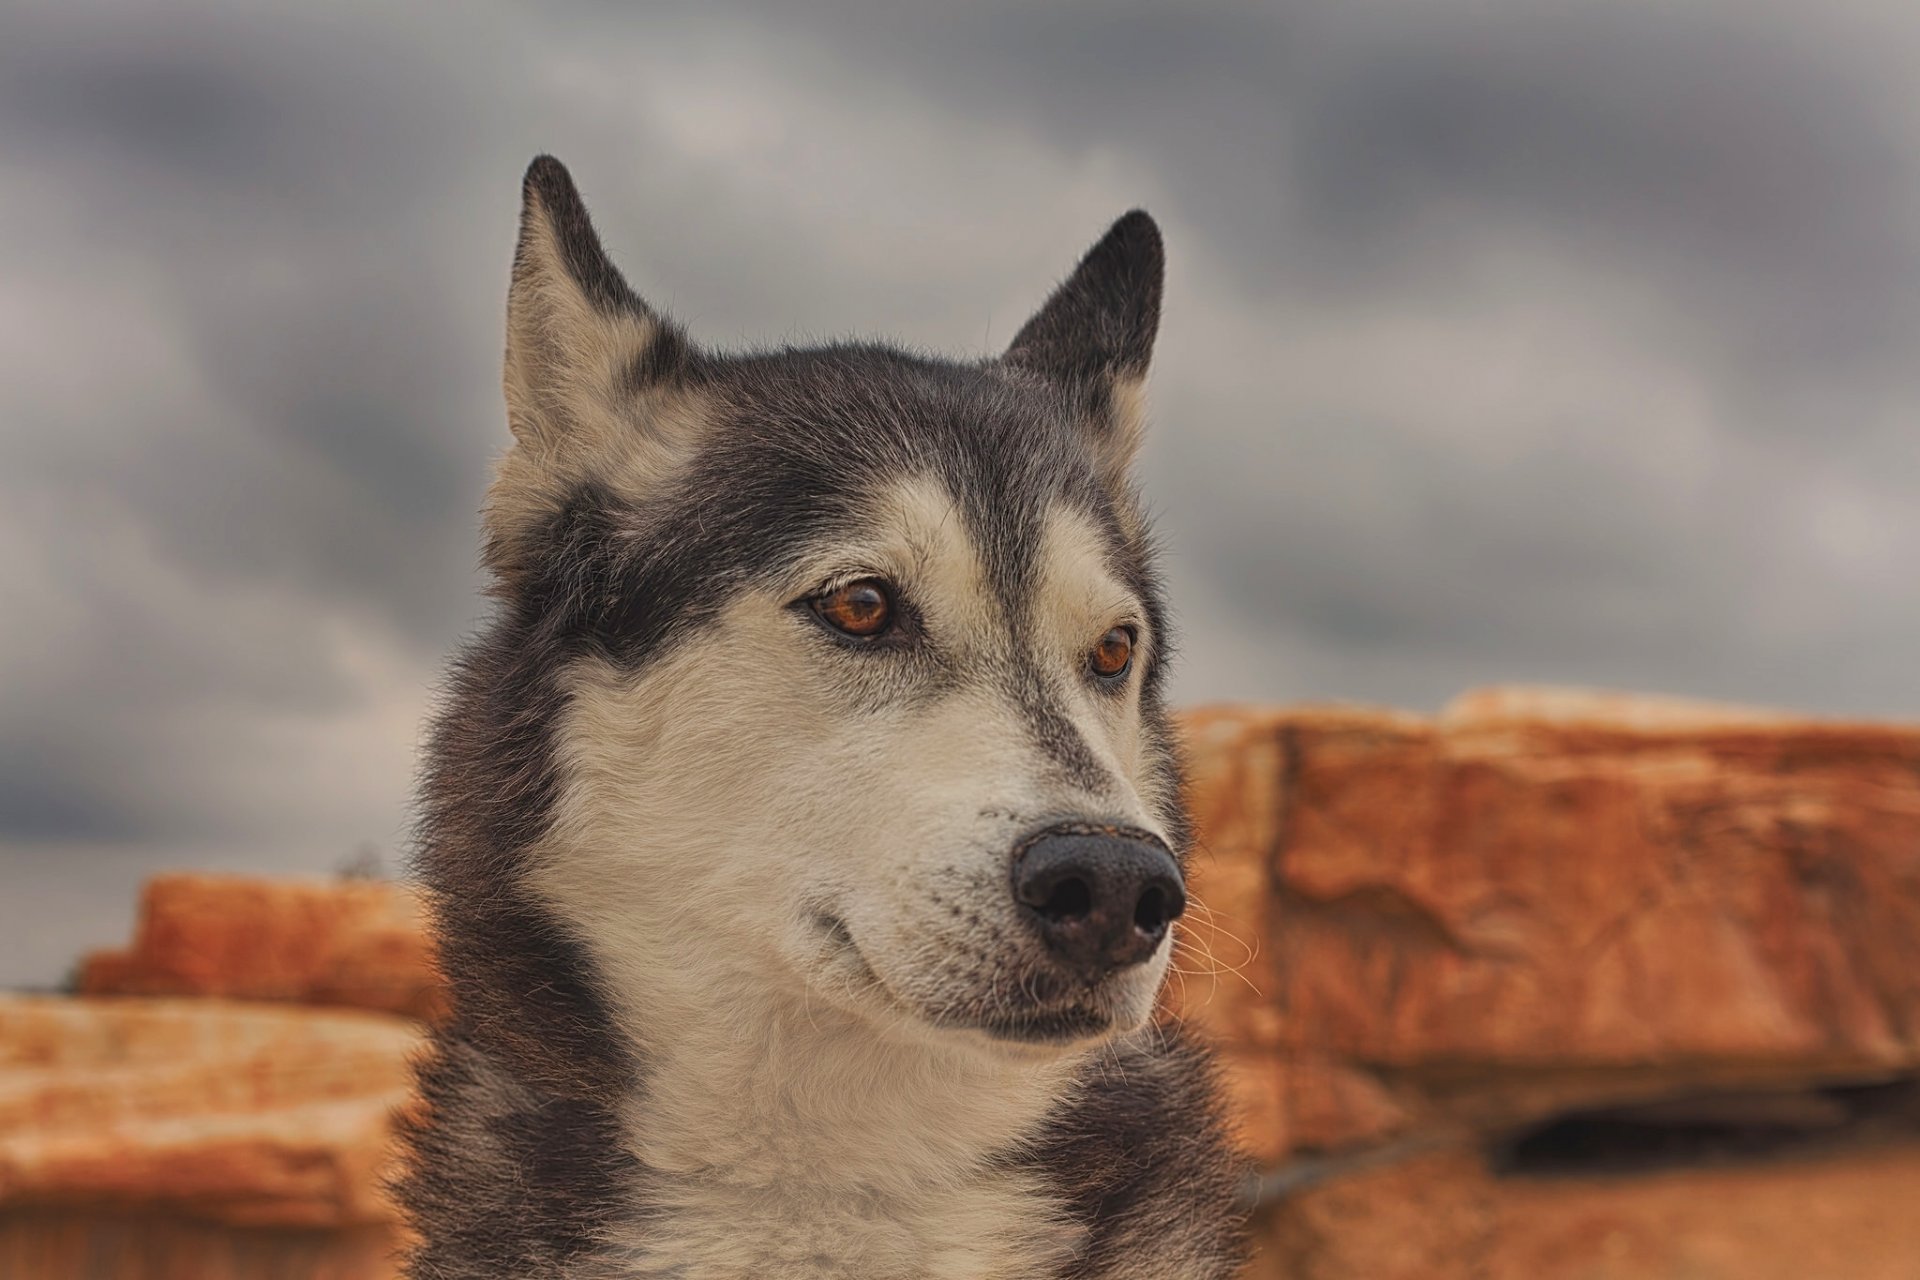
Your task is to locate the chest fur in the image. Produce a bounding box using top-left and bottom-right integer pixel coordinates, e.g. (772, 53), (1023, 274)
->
(588, 1169), (1081, 1279)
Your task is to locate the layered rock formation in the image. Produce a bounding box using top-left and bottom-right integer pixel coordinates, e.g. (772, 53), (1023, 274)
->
(0, 995), (421, 1279)
(4, 686), (1918, 1279)
(1172, 687), (1920, 1277)
(1175, 689), (1920, 1154)
(80, 876), (444, 1023)
(1261, 1139), (1920, 1280)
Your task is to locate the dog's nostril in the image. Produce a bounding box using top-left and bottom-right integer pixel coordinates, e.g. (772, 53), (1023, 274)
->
(1038, 876), (1093, 923)
(1134, 886), (1170, 936)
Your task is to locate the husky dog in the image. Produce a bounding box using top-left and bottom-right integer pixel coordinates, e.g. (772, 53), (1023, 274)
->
(397, 156), (1246, 1279)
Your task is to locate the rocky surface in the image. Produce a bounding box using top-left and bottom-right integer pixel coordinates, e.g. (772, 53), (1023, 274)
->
(0, 996), (421, 1228)
(1172, 687), (1920, 1166)
(1258, 1137), (1920, 1280)
(4, 685), (1919, 1279)
(80, 876), (444, 1023)
(0, 1210), (400, 1280)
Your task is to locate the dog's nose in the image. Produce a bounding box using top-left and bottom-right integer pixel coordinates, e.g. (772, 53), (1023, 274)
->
(1012, 826), (1186, 976)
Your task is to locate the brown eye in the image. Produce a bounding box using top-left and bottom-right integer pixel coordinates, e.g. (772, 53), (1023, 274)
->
(1089, 626), (1134, 680)
(812, 578), (895, 639)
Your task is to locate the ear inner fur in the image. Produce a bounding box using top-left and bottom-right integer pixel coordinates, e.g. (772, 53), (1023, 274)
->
(490, 157), (706, 585)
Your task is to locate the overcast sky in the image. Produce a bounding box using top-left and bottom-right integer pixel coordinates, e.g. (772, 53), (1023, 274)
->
(4, 0), (1918, 987)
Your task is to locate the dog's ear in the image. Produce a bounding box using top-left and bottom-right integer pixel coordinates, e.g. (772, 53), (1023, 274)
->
(1003, 210), (1163, 476)
(488, 157), (702, 584)
(505, 156), (691, 446)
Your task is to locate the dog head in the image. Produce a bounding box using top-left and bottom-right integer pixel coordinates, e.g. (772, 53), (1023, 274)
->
(486, 157), (1189, 1059)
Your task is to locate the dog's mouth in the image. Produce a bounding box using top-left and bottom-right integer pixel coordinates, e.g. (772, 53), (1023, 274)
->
(812, 911), (899, 1005)
(816, 911), (858, 952)
(971, 1006), (1113, 1044)
(812, 911), (1119, 1047)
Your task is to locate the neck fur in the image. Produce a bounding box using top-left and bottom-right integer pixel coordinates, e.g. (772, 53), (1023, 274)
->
(626, 980), (1080, 1190)
(589, 981), (1092, 1278)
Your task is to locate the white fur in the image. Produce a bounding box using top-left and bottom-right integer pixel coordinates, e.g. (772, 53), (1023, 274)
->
(523, 477), (1179, 1276)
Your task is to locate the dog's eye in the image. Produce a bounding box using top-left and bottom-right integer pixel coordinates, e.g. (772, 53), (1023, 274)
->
(1089, 626), (1134, 680)
(812, 578), (896, 639)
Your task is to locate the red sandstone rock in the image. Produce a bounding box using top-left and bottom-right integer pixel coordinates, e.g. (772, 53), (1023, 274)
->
(1170, 688), (1920, 1158)
(1251, 1139), (1920, 1280)
(0, 995), (421, 1228)
(1252, 1148), (1490, 1280)
(79, 875), (446, 1023)
(0, 1210), (401, 1280)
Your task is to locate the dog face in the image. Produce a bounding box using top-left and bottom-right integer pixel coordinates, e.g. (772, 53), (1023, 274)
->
(491, 159), (1187, 1060)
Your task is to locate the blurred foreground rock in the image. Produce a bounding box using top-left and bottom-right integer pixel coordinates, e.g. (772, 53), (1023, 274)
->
(2, 685), (1917, 1279)
(0, 995), (420, 1279)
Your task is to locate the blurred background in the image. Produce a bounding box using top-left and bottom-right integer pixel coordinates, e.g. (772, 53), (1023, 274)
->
(6, 4), (1920, 1278)
(5, 0), (1920, 987)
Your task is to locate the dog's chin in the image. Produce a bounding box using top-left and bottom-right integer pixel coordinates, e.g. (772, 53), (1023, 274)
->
(937, 990), (1163, 1063)
(807, 913), (1152, 1057)
(906, 992), (1137, 1060)
(969, 1005), (1118, 1046)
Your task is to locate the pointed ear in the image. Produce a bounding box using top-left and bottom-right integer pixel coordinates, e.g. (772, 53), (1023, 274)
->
(504, 155), (692, 449)
(1006, 210), (1163, 381)
(1003, 210), (1163, 477)
(487, 158), (704, 585)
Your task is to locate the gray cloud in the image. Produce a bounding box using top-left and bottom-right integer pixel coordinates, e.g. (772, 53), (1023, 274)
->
(2, 0), (1918, 984)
